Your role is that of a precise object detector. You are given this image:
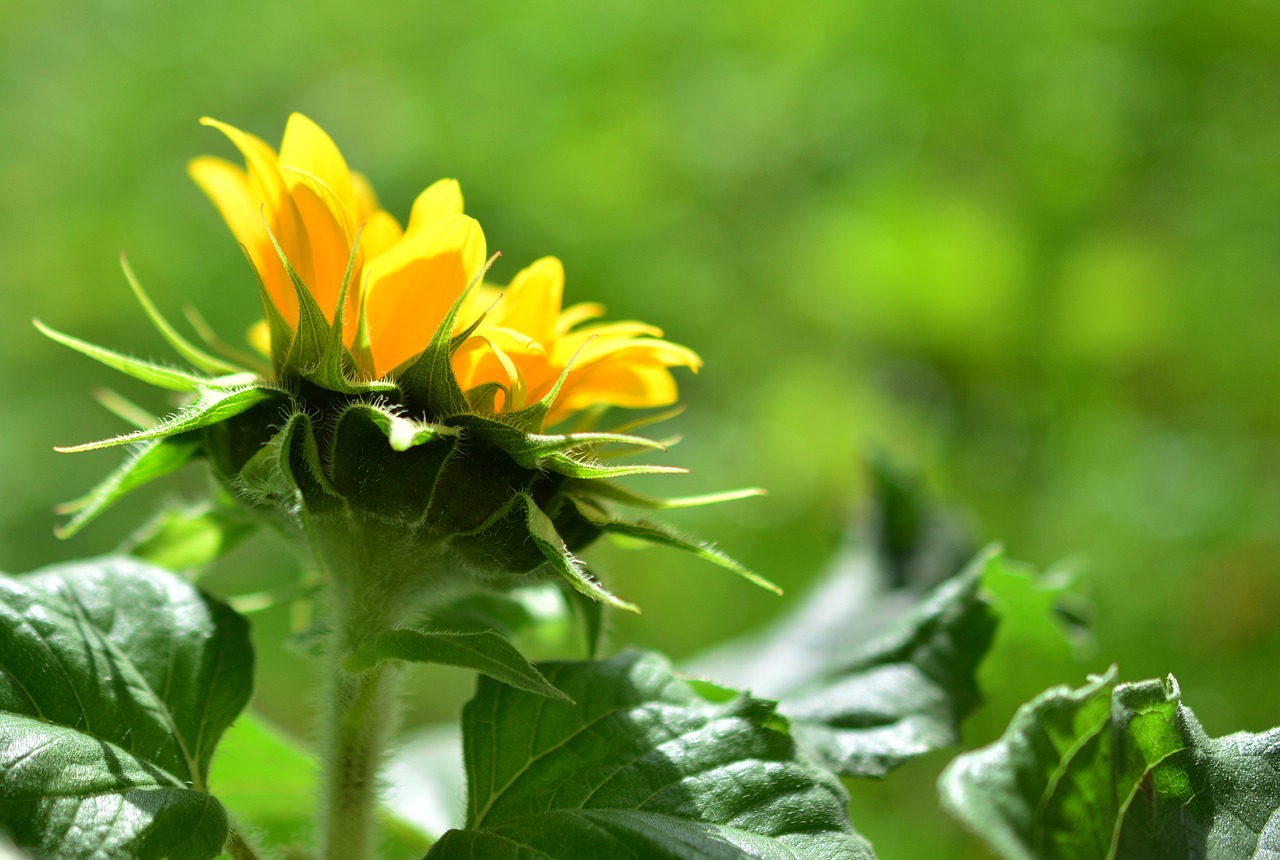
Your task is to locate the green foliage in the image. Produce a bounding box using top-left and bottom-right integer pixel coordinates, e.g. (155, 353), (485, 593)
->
(342, 629), (571, 702)
(428, 650), (874, 859)
(940, 670), (1280, 860)
(0, 557), (252, 859)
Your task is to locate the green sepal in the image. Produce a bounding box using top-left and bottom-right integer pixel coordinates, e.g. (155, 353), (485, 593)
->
(93, 386), (157, 429)
(35, 319), (254, 393)
(236, 410), (342, 514)
(55, 385), (281, 453)
(396, 254), (498, 419)
(523, 493), (639, 613)
(55, 436), (201, 538)
(329, 405), (459, 522)
(560, 581), (607, 658)
(315, 223), (362, 388)
(570, 479), (766, 510)
(263, 217), (329, 376)
(339, 402), (459, 452)
(245, 246), (295, 373)
(464, 381), (505, 414)
(120, 253), (245, 375)
(447, 411), (666, 469)
(501, 348), (576, 433)
(571, 495), (781, 594)
(539, 453), (688, 480)
(341, 629), (571, 702)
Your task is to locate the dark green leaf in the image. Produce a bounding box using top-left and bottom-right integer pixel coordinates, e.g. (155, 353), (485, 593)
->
(427, 650), (872, 860)
(342, 629), (571, 702)
(940, 670), (1280, 860)
(781, 550), (998, 778)
(0, 557), (254, 858)
(688, 542), (1005, 779)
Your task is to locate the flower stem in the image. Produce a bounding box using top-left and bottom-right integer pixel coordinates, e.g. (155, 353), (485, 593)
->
(225, 827), (266, 860)
(320, 658), (401, 860)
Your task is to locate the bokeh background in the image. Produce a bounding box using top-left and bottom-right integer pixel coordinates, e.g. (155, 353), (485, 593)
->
(4, 1), (1280, 856)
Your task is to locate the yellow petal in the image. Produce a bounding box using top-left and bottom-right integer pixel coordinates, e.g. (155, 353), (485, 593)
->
(405, 179), (465, 236)
(556, 302), (606, 334)
(359, 211), (403, 261)
(198, 117), (310, 328)
(188, 157), (259, 262)
(350, 171), (383, 223)
(279, 113), (358, 222)
(363, 214), (487, 374)
(547, 358), (684, 426)
(283, 167), (359, 330)
(495, 257), (563, 345)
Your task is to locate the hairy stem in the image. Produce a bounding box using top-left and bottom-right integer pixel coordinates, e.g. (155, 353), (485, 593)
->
(225, 827), (267, 860)
(319, 637), (402, 860)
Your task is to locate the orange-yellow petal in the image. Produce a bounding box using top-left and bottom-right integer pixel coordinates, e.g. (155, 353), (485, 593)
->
(350, 171), (383, 223)
(360, 211), (403, 261)
(279, 113), (358, 221)
(548, 357), (685, 426)
(283, 167), (359, 329)
(198, 117), (312, 327)
(493, 257), (563, 346)
(405, 179), (465, 236)
(363, 214), (487, 374)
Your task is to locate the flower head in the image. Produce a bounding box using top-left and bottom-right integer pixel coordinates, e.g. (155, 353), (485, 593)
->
(42, 113), (772, 619)
(189, 113), (699, 429)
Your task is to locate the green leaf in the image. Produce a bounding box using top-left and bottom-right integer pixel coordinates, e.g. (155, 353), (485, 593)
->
(55, 436), (201, 538)
(342, 629), (571, 702)
(427, 650), (873, 860)
(779, 550), (998, 778)
(0, 556), (253, 858)
(55, 385), (280, 453)
(120, 254), (245, 376)
(688, 535), (1003, 778)
(939, 669), (1280, 860)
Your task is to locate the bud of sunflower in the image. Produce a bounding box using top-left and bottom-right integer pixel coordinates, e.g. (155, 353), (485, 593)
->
(41, 114), (774, 628)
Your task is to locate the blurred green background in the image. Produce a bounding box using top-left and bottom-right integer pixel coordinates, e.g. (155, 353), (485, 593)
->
(4, 0), (1280, 856)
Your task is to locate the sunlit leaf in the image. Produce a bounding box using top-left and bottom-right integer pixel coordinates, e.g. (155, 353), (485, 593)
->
(0, 557), (253, 858)
(427, 650), (873, 859)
